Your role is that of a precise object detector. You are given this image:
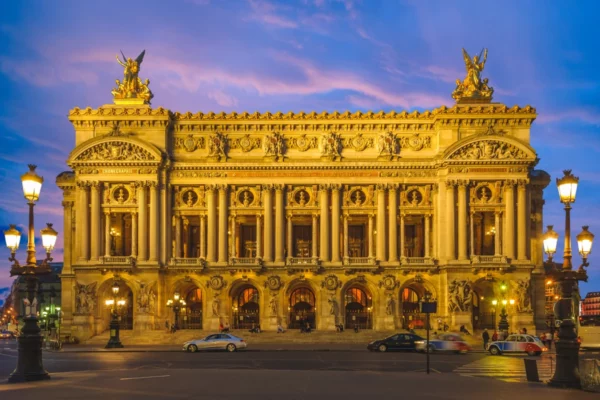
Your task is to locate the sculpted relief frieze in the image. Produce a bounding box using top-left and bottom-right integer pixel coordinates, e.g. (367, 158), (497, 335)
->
(449, 140), (527, 160)
(75, 141), (157, 162)
(175, 135), (206, 152)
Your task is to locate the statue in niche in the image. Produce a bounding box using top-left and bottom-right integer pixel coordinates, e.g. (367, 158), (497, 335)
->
(212, 294), (221, 317)
(269, 295), (278, 316)
(385, 294), (395, 316)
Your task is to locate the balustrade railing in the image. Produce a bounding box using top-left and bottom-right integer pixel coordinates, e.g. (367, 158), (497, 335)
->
(100, 256), (134, 265)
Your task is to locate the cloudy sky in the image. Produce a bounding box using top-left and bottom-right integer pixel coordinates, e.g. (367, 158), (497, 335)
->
(0, 0), (599, 294)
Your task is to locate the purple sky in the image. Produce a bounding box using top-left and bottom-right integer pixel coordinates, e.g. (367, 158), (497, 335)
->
(1, 0), (599, 295)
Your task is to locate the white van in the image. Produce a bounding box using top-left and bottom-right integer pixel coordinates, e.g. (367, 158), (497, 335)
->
(579, 316), (600, 349)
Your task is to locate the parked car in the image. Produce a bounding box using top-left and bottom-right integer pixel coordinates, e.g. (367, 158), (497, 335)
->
(0, 330), (15, 339)
(183, 333), (247, 353)
(367, 333), (424, 352)
(415, 333), (470, 354)
(487, 334), (547, 356)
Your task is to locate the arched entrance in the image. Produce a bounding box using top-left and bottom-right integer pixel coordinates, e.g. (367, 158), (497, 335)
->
(472, 280), (495, 329)
(233, 285), (259, 329)
(344, 287), (372, 329)
(400, 287), (424, 330)
(181, 288), (203, 329)
(289, 287), (316, 329)
(99, 280), (134, 331)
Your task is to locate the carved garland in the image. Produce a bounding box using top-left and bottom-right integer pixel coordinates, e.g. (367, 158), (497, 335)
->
(75, 141), (157, 162)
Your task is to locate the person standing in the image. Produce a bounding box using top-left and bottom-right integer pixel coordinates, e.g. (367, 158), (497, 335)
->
(492, 330), (498, 342)
(546, 331), (553, 350)
(482, 329), (490, 350)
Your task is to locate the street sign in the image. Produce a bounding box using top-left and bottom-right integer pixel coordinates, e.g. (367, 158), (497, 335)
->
(421, 302), (437, 314)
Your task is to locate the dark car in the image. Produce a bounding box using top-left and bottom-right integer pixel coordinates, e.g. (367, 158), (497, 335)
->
(367, 333), (423, 352)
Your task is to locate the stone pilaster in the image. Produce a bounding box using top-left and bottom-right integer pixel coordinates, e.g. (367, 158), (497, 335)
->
(77, 182), (90, 261)
(175, 214), (182, 258)
(331, 184), (341, 262)
(263, 185), (273, 262)
(376, 184), (386, 261)
(388, 184), (398, 262)
(104, 211), (111, 257)
(312, 214), (318, 258)
(457, 181), (468, 260)
(517, 180), (528, 260)
(319, 185), (330, 262)
(137, 182), (148, 261)
(446, 181), (456, 260)
(504, 181), (515, 259)
(256, 215), (262, 259)
(206, 185), (217, 262)
(131, 211), (138, 258)
(200, 215), (206, 259)
(275, 185), (285, 262)
(90, 182), (101, 261)
(218, 185), (228, 263)
(149, 182), (159, 262)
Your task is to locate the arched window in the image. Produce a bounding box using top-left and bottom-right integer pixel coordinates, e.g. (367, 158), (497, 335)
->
(402, 288), (419, 303)
(345, 287), (371, 308)
(290, 287), (315, 308)
(237, 287), (259, 308)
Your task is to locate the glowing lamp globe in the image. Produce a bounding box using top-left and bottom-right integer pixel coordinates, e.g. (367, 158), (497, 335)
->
(4, 224), (21, 252)
(40, 223), (58, 253)
(492, 300), (498, 306)
(577, 225), (594, 259)
(112, 282), (120, 295)
(543, 225), (559, 258)
(174, 292), (180, 301)
(556, 169), (578, 204)
(21, 164), (44, 203)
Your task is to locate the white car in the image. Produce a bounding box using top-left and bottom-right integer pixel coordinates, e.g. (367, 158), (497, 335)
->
(183, 333), (247, 352)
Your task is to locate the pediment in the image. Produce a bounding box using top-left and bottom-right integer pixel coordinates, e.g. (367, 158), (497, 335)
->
(444, 136), (536, 161)
(68, 137), (162, 166)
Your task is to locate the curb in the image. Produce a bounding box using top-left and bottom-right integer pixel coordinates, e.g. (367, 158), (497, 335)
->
(46, 348), (491, 354)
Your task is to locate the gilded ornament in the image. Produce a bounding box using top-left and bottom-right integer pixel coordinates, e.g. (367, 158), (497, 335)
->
(263, 132), (286, 159)
(319, 132), (342, 160)
(208, 132), (228, 160)
(449, 140), (527, 160)
(378, 275), (398, 291)
(289, 134), (317, 152)
(452, 48), (494, 103)
(321, 275), (341, 291)
(346, 133), (372, 152)
(264, 275), (283, 291)
(376, 132), (399, 159)
(112, 50), (154, 105)
(75, 141), (156, 162)
(207, 275), (227, 291)
(231, 134), (260, 152)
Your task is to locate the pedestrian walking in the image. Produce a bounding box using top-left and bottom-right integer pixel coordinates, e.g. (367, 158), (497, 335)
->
(545, 331), (553, 350)
(482, 329), (490, 350)
(492, 330), (498, 341)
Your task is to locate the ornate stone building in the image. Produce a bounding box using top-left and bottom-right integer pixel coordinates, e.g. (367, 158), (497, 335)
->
(56, 50), (551, 340)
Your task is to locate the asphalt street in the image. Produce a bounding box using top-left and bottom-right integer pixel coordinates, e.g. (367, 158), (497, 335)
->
(0, 339), (598, 399)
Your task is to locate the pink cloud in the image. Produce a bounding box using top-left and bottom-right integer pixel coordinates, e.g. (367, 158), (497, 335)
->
(207, 90), (239, 107)
(247, 0), (298, 29)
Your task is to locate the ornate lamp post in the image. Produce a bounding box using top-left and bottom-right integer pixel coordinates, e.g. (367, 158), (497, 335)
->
(3, 165), (58, 383)
(542, 170), (594, 389)
(491, 299), (498, 328)
(105, 282), (126, 348)
(167, 292), (186, 331)
(497, 282), (510, 332)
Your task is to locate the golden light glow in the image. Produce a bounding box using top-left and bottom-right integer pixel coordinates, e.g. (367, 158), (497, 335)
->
(543, 225), (559, 258)
(40, 223), (58, 252)
(3, 224), (21, 252)
(556, 169), (578, 204)
(577, 225), (594, 259)
(509, 299), (515, 305)
(502, 299), (507, 305)
(546, 280), (553, 285)
(492, 300), (498, 306)
(105, 299), (114, 306)
(21, 164), (43, 202)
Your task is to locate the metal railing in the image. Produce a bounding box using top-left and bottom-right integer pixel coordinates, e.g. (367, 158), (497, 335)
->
(100, 256), (134, 265)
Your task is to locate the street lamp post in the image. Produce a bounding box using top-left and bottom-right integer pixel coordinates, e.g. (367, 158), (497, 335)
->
(105, 282), (126, 348)
(542, 170), (594, 389)
(491, 299), (498, 329)
(497, 282), (509, 333)
(167, 292), (186, 331)
(3, 165), (58, 383)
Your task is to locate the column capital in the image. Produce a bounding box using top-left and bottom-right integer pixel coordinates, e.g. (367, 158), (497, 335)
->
(457, 179), (470, 188)
(503, 179), (517, 188)
(445, 179), (458, 188)
(318, 184), (330, 192)
(206, 184), (218, 192)
(62, 200), (74, 208)
(376, 183), (387, 191)
(262, 184), (274, 191)
(517, 179), (529, 189)
(331, 184), (342, 191)
(217, 184), (228, 192)
(274, 184), (285, 192)
(77, 181), (90, 189)
(388, 183), (399, 191)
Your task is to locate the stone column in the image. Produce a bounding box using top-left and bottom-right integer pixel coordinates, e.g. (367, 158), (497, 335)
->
(256, 215), (262, 259)
(263, 185), (273, 262)
(469, 212), (475, 258)
(343, 214), (349, 261)
(424, 214), (431, 258)
(200, 215), (206, 259)
(494, 211), (501, 256)
(104, 211), (111, 257)
(131, 212), (138, 258)
(446, 181), (456, 260)
(137, 183), (148, 261)
(319, 185), (330, 262)
(517, 181), (527, 260)
(287, 214), (293, 259)
(175, 215), (182, 258)
(62, 201), (74, 272)
(331, 185), (341, 262)
(77, 183), (90, 261)
(457, 182), (468, 260)
(436, 181), (446, 260)
(400, 214), (405, 259)
(149, 182), (159, 262)
(376, 184), (386, 261)
(160, 179), (169, 265)
(312, 214), (318, 258)
(388, 185), (398, 262)
(504, 181), (515, 259)
(206, 186), (217, 262)
(275, 185), (285, 262)
(218, 185), (228, 262)
(90, 182), (101, 261)
(368, 214), (374, 259)
(230, 215), (236, 258)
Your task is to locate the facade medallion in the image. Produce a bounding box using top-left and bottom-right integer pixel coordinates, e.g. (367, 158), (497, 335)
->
(294, 190), (310, 206)
(264, 275), (283, 291)
(207, 275), (227, 291)
(347, 133), (372, 152)
(379, 275), (398, 291)
(112, 186), (130, 204)
(321, 274), (342, 291)
(182, 190), (199, 207)
(289, 134), (317, 152)
(407, 134), (426, 151)
(231, 134), (260, 152)
(239, 190), (255, 207)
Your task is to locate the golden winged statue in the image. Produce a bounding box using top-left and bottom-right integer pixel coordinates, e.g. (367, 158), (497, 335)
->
(111, 49), (154, 104)
(452, 48), (494, 103)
